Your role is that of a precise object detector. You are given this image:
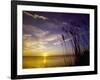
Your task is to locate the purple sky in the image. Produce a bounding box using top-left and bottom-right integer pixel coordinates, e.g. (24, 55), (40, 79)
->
(23, 11), (90, 55)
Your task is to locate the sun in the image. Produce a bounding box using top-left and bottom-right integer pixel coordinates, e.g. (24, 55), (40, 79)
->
(43, 52), (48, 57)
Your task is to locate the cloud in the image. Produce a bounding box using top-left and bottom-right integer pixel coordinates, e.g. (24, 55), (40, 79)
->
(24, 34), (32, 37)
(53, 37), (72, 46)
(34, 14), (48, 20)
(44, 34), (62, 42)
(62, 22), (68, 25)
(23, 25), (49, 38)
(24, 11), (48, 20)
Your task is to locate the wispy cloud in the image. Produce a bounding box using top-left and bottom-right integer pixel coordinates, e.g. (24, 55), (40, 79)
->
(53, 37), (72, 45)
(62, 22), (68, 25)
(23, 25), (49, 38)
(44, 34), (62, 42)
(24, 11), (48, 20)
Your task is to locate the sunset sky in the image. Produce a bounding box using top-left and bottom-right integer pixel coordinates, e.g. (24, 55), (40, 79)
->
(23, 11), (89, 57)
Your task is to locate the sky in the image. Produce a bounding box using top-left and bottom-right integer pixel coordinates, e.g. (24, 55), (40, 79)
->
(23, 11), (89, 56)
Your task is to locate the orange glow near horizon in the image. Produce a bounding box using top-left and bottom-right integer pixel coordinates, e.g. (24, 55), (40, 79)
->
(23, 33), (75, 68)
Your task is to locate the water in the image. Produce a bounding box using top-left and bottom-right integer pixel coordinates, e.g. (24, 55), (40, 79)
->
(23, 54), (76, 69)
